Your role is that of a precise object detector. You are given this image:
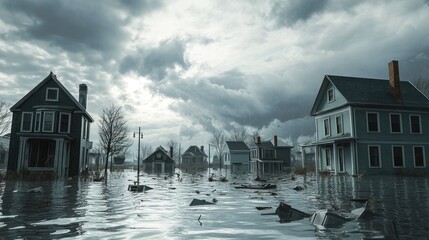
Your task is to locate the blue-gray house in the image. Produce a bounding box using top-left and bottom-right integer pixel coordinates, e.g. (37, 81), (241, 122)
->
(310, 60), (429, 175)
(223, 141), (250, 173)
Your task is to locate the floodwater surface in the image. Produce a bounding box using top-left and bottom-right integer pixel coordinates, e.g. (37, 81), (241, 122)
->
(1, 170), (429, 239)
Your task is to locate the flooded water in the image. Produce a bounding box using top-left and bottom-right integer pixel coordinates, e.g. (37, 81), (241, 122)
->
(1, 170), (429, 239)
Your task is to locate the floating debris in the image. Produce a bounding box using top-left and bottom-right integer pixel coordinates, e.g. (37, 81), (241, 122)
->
(190, 199), (215, 206)
(235, 184), (276, 190)
(275, 202), (310, 223)
(293, 186), (305, 191)
(256, 207), (272, 210)
(128, 185), (153, 192)
(309, 209), (349, 228)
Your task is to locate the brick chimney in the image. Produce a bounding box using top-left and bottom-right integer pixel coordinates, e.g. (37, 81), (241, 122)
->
(388, 60), (401, 103)
(201, 146), (204, 153)
(79, 84), (88, 109)
(274, 135), (278, 147)
(256, 136), (261, 144)
(170, 146), (173, 158)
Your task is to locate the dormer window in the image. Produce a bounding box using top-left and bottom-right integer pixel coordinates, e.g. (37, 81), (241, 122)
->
(327, 88), (335, 102)
(46, 88), (59, 101)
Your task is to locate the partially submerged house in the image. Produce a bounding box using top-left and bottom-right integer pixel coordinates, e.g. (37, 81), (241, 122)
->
(223, 141), (250, 173)
(310, 60), (429, 175)
(8, 72), (93, 178)
(142, 146), (175, 175)
(181, 145), (208, 172)
(250, 136), (293, 176)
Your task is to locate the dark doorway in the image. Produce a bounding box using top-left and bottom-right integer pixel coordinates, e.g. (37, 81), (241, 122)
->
(28, 139), (55, 167)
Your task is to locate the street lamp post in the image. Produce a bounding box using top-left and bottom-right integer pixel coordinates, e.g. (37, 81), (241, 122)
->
(133, 127), (143, 185)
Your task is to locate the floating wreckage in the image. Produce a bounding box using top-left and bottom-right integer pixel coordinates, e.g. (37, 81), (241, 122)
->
(190, 199), (215, 206)
(309, 202), (373, 228)
(235, 184), (276, 190)
(275, 202), (310, 223)
(128, 184), (153, 192)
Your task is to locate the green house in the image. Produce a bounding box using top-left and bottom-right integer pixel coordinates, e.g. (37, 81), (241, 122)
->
(310, 61), (429, 175)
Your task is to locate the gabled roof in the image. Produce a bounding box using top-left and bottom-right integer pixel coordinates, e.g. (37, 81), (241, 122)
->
(226, 141), (249, 151)
(143, 146), (175, 163)
(311, 75), (429, 115)
(254, 141), (275, 150)
(182, 145), (208, 158)
(11, 72), (93, 122)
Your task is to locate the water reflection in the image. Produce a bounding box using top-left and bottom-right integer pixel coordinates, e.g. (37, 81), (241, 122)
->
(1, 171), (429, 239)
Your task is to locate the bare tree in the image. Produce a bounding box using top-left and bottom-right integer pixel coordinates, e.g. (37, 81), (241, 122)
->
(229, 127), (248, 141)
(209, 129), (226, 170)
(413, 78), (429, 97)
(140, 144), (153, 160)
(0, 99), (11, 136)
(98, 105), (132, 178)
(165, 139), (180, 163)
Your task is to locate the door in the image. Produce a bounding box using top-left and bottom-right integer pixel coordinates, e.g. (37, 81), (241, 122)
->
(338, 147), (345, 173)
(325, 148), (332, 170)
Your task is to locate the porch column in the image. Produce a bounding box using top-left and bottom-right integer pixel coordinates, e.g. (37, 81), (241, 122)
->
(315, 146), (319, 174)
(152, 162), (155, 174)
(162, 162), (165, 174)
(351, 142), (355, 175)
(333, 143), (338, 175)
(17, 137), (27, 174)
(301, 148), (305, 168)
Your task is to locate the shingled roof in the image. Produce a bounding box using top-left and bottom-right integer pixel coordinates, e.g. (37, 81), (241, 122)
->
(226, 141), (249, 151)
(182, 146), (208, 158)
(311, 75), (429, 115)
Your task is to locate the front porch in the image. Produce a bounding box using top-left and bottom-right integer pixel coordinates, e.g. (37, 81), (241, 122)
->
(250, 159), (288, 177)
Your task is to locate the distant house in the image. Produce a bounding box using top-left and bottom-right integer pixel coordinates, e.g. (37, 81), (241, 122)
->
(8, 72), (93, 178)
(250, 136), (293, 176)
(142, 146), (175, 175)
(0, 134), (10, 169)
(181, 145), (208, 172)
(310, 60), (429, 175)
(223, 141), (250, 173)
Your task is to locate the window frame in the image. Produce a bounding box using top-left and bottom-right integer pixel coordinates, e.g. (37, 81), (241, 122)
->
(413, 146), (426, 168)
(336, 115), (343, 135)
(45, 87), (59, 101)
(21, 112), (33, 132)
(34, 111), (41, 132)
(368, 145), (381, 168)
(366, 112), (380, 133)
(392, 145), (405, 168)
(43, 111), (55, 132)
(410, 114), (422, 134)
(58, 112), (71, 134)
(327, 88), (335, 103)
(389, 113), (402, 134)
(325, 148), (331, 168)
(323, 118), (331, 137)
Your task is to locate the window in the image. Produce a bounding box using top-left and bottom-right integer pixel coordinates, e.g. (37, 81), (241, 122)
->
(325, 148), (331, 167)
(263, 149), (275, 159)
(323, 118), (331, 136)
(43, 112), (55, 132)
(21, 112), (33, 132)
(327, 89), (335, 102)
(414, 146), (425, 167)
(410, 115), (421, 134)
(336, 115), (343, 134)
(46, 88), (59, 101)
(34, 112), (41, 132)
(390, 114), (402, 133)
(59, 113), (71, 133)
(392, 146), (404, 167)
(367, 112), (379, 132)
(369, 146), (381, 168)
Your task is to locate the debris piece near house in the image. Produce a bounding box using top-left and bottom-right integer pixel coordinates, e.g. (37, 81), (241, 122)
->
(275, 202), (310, 223)
(190, 199), (215, 206)
(309, 209), (349, 228)
(235, 184), (276, 190)
(293, 186), (305, 191)
(128, 184), (153, 192)
(256, 206), (272, 210)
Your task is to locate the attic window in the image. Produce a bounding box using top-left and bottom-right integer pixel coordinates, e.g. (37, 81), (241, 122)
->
(327, 89), (335, 102)
(46, 88), (59, 101)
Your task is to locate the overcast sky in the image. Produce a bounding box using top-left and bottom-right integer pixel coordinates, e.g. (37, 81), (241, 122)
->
(1, 0), (429, 153)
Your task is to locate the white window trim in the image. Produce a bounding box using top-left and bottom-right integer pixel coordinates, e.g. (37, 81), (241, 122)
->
(413, 146), (426, 168)
(366, 112), (380, 133)
(323, 118), (331, 137)
(327, 88), (335, 103)
(58, 112), (71, 134)
(389, 113), (402, 134)
(45, 87), (59, 101)
(43, 111), (55, 132)
(21, 112), (33, 132)
(409, 114), (422, 134)
(368, 145), (382, 168)
(34, 111), (41, 132)
(392, 145), (405, 168)
(336, 115), (343, 135)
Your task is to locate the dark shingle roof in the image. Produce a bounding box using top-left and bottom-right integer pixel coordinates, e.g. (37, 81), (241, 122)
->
(328, 75), (429, 107)
(226, 141), (249, 151)
(182, 145), (208, 157)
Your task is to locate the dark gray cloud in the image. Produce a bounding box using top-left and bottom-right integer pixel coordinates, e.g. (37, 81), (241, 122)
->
(270, 0), (328, 27)
(2, 0), (126, 54)
(119, 39), (189, 80)
(208, 70), (247, 90)
(118, 0), (164, 15)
